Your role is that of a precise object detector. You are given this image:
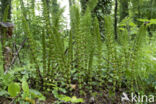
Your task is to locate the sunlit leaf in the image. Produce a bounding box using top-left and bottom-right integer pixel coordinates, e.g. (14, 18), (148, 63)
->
(8, 83), (20, 97)
(22, 80), (29, 94)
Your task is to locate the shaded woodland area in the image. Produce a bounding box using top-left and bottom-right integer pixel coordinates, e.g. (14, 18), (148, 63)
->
(0, 0), (156, 103)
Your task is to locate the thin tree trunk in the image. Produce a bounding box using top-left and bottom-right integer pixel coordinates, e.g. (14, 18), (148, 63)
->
(1, 0), (12, 72)
(69, 0), (72, 7)
(114, 0), (118, 40)
(147, 0), (154, 37)
(119, 0), (129, 21)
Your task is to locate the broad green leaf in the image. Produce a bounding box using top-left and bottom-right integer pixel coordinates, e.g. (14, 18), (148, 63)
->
(71, 96), (84, 103)
(138, 19), (156, 25)
(137, 18), (149, 22)
(22, 80), (29, 94)
(8, 83), (20, 97)
(150, 19), (156, 24)
(129, 22), (136, 27)
(60, 96), (71, 102)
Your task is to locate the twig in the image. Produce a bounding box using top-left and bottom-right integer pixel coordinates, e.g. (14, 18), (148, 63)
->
(103, 57), (114, 66)
(14, 43), (22, 64)
(4, 38), (27, 74)
(11, 38), (27, 65)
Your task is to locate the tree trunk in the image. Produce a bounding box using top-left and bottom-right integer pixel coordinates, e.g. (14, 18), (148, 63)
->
(69, 0), (72, 7)
(119, 0), (129, 21)
(0, 0), (12, 72)
(114, 0), (118, 40)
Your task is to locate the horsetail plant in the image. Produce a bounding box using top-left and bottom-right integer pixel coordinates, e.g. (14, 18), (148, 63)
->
(20, 0), (44, 89)
(104, 16), (118, 96)
(93, 17), (103, 89)
(130, 24), (147, 92)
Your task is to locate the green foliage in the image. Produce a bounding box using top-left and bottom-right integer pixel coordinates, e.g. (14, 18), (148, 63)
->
(0, 73), (14, 89)
(52, 86), (84, 103)
(0, 90), (9, 96)
(21, 80), (45, 102)
(0, 0), (156, 103)
(138, 18), (156, 25)
(87, 0), (98, 11)
(119, 0), (129, 21)
(61, 96), (84, 103)
(29, 89), (45, 101)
